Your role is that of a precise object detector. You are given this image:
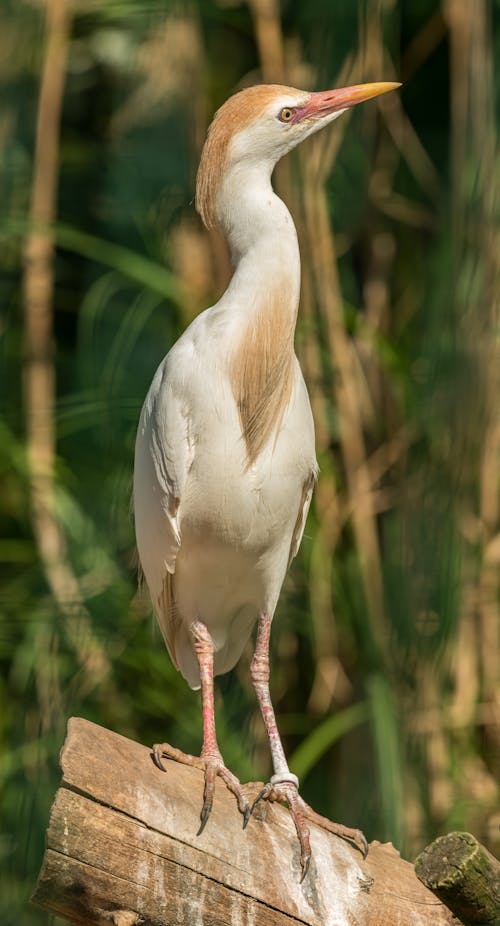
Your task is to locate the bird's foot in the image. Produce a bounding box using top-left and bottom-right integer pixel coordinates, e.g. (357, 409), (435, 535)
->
(251, 773), (312, 880)
(250, 772), (368, 881)
(152, 742), (250, 834)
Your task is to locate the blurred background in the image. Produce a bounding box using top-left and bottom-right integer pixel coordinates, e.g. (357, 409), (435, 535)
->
(1, 0), (499, 922)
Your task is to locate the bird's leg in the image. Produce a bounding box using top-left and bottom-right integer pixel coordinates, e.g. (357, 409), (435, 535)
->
(250, 613), (368, 880)
(249, 613), (312, 877)
(193, 620), (251, 832)
(153, 619), (250, 833)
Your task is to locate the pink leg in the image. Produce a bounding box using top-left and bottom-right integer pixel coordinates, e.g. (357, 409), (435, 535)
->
(153, 620), (250, 834)
(250, 612), (290, 777)
(250, 613), (367, 880)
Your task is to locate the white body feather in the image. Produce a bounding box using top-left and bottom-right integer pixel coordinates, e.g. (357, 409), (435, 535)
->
(134, 88), (321, 689)
(134, 330), (316, 688)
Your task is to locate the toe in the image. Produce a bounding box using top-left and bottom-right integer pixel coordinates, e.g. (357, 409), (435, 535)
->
(249, 782), (273, 817)
(299, 797), (368, 858)
(251, 780), (312, 881)
(152, 741), (204, 770)
(286, 787), (312, 880)
(218, 767), (251, 824)
(152, 744), (167, 771)
(152, 744), (251, 834)
(242, 803), (251, 829)
(197, 763), (216, 835)
(300, 849), (311, 882)
(355, 829), (369, 858)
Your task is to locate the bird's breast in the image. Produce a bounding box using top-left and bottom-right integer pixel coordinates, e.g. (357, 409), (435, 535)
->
(179, 360), (315, 556)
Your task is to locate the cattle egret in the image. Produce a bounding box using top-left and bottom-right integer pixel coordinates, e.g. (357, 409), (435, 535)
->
(134, 80), (400, 878)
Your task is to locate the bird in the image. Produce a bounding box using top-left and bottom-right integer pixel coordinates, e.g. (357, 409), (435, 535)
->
(134, 79), (400, 879)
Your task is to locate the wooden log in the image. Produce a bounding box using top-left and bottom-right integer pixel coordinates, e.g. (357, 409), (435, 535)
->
(33, 717), (458, 926)
(415, 832), (500, 925)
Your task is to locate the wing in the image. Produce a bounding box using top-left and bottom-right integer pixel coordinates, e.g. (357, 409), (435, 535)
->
(133, 353), (194, 665)
(288, 466), (318, 566)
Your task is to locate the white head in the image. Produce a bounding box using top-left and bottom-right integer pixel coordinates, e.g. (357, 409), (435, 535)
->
(196, 81), (400, 231)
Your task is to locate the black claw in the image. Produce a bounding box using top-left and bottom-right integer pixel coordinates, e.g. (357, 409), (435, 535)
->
(300, 853), (311, 883)
(242, 803), (251, 829)
(197, 804), (211, 836)
(359, 833), (369, 859)
(152, 746), (167, 772)
(250, 784), (270, 816)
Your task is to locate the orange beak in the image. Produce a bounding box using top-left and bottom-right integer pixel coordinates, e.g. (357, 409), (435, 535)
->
(296, 81), (401, 121)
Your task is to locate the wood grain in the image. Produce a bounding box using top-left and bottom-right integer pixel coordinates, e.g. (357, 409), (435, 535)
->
(32, 717), (460, 925)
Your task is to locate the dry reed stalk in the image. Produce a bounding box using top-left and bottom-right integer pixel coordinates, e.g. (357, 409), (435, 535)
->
(247, 0), (285, 84)
(302, 145), (389, 662)
(401, 8), (447, 81)
(298, 24), (391, 663)
(361, 3), (440, 203)
(441, 0), (499, 835)
(479, 423), (500, 749)
(307, 506), (351, 713)
(472, 2), (500, 759)
(296, 205), (344, 713)
(446, 0), (499, 703)
(378, 83), (440, 200)
(421, 668), (453, 822)
(293, 53), (362, 711)
(22, 0), (113, 709)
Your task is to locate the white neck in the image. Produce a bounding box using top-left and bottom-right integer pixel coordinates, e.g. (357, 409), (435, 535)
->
(217, 162), (301, 317)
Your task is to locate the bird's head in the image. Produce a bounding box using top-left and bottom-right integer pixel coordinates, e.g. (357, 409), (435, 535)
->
(196, 81), (400, 230)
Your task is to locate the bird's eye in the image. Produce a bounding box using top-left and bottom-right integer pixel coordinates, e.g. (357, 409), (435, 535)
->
(278, 107), (295, 123)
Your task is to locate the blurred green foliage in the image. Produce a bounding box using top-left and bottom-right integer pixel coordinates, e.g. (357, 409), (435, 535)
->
(1, 1), (499, 923)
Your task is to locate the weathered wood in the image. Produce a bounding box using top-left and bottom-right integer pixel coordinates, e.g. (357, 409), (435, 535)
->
(33, 717), (459, 926)
(415, 832), (500, 925)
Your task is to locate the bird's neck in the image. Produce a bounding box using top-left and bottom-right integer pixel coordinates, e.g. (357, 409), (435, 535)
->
(219, 163), (301, 301)
(217, 166), (301, 465)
